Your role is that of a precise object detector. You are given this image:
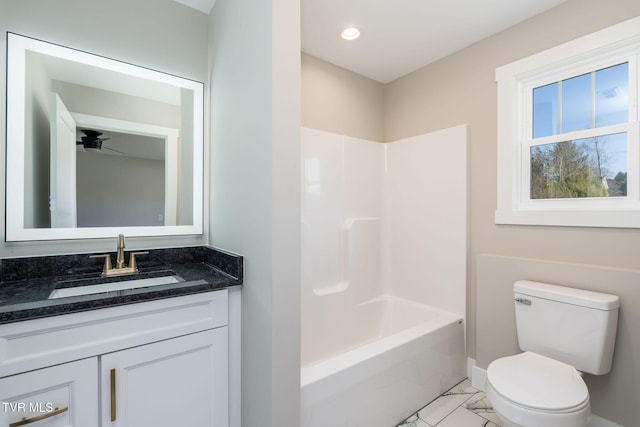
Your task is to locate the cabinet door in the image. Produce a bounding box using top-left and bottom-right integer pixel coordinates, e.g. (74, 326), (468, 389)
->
(101, 328), (228, 427)
(0, 357), (98, 427)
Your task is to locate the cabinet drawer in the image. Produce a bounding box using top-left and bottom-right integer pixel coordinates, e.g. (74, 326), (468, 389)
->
(0, 290), (227, 378)
(0, 357), (98, 427)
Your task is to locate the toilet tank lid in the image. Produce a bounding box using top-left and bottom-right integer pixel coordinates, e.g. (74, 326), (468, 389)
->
(514, 280), (619, 310)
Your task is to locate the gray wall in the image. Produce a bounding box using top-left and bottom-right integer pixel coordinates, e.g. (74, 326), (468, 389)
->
(52, 81), (182, 129)
(0, 0), (208, 256)
(24, 51), (52, 228)
(209, 1), (301, 427)
(301, 53), (385, 142)
(76, 152), (165, 227)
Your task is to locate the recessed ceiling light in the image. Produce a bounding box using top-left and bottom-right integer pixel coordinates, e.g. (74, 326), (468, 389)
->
(341, 27), (361, 41)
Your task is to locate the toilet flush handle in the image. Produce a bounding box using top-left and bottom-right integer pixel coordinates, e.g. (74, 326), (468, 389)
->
(515, 297), (532, 306)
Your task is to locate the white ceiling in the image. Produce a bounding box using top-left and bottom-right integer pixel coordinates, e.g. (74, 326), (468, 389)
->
(176, 0), (568, 84)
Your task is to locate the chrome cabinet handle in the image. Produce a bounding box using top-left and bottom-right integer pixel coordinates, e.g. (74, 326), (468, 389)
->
(9, 406), (68, 427)
(111, 368), (117, 422)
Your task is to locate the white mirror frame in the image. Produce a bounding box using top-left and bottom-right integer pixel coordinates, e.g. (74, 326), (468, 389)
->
(5, 33), (204, 241)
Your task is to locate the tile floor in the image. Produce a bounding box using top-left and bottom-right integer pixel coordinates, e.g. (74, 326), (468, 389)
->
(395, 379), (503, 427)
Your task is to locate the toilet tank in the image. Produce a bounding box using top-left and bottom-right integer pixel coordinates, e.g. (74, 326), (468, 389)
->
(514, 280), (619, 375)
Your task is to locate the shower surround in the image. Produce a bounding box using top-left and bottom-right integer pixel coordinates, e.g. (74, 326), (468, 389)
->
(301, 125), (468, 427)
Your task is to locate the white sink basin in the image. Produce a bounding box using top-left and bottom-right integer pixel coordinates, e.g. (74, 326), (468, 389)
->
(49, 275), (184, 299)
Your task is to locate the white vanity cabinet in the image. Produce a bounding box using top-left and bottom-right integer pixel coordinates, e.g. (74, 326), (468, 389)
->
(0, 358), (98, 427)
(0, 290), (229, 427)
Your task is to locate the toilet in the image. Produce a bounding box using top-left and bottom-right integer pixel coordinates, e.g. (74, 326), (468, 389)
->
(485, 280), (620, 427)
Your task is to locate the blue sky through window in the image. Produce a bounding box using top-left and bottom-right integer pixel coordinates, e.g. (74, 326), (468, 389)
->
(533, 82), (558, 138)
(533, 62), (628, 138)
(596, 63), (629, 127)
(562, 72), (591, 132)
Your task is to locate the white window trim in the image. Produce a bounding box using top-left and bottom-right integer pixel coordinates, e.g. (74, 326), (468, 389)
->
(495, 16), (640, 228)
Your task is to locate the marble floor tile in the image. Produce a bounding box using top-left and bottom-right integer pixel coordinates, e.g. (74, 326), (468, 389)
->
(396, 413), (430, 427)
(444, 379), (478, 395)
(436, 407), (501, 427)
(395, 379), (503, 427)
(464, 392), (503, 426)
(416, 380), (478, 425)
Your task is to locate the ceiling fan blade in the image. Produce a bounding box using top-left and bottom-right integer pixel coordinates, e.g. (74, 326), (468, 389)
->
(102, 146), (125, 155)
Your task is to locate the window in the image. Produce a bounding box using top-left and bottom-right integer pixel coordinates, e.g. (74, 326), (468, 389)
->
(495, 17), (640, 228)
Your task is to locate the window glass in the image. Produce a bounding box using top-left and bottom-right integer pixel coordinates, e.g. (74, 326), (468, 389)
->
(595, 63), (629, 127)
(533, 63), (629, 138)
(533, 82), (558, 138)
(561, 73), (591, 133)
(530, 133), (627, 199)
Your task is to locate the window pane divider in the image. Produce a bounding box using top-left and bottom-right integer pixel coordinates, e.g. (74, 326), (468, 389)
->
(590, 70), (596, 129)
(525, 123), (630, 148)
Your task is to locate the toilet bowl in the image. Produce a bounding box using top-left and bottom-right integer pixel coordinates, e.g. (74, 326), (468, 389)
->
(484, 280), (619, 427)
(486, 352), (591, 427)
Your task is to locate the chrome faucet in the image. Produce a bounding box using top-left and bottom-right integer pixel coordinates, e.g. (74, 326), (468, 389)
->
(90, 234), (149, 277)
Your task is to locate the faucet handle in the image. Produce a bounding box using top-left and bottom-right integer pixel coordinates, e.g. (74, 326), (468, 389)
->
(128, 251), (149, 271)
(90, 254), (113, 275)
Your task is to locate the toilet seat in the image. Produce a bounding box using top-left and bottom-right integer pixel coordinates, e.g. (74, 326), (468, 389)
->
(487, 351), (589, 411)
(486, 352), (591, 427)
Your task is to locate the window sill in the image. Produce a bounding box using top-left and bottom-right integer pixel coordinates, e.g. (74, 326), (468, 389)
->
(495, 209), (640, 228)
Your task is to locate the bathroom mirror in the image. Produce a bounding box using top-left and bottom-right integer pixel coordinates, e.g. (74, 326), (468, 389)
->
(5, 33), (204, 241)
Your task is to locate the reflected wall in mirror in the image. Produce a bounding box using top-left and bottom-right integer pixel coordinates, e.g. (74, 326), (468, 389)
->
(6, 33), (204, 241)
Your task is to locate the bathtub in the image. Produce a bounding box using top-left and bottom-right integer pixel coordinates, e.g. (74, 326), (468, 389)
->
(300, 294), (466, 427)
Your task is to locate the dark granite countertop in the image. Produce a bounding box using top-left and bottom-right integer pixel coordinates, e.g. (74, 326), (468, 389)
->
(0, 246), (243, 324)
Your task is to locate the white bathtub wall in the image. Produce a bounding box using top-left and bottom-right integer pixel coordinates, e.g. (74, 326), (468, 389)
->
(301, 128), (384, 364)
(301, 125), (468, 364)
(343, 136), (386, 303)
(301, 128), (345, 298)
(383, 125), (468, 320)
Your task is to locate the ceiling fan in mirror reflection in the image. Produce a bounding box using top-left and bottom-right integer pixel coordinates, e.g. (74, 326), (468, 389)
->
(76, 129), (124, 154)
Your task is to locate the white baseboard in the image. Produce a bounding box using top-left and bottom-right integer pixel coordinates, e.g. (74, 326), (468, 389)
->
(467, 358), (486, 391)
(471, 365), (487, 391)
(466, 357), (475, 380)
(466, 358), (623, 427)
